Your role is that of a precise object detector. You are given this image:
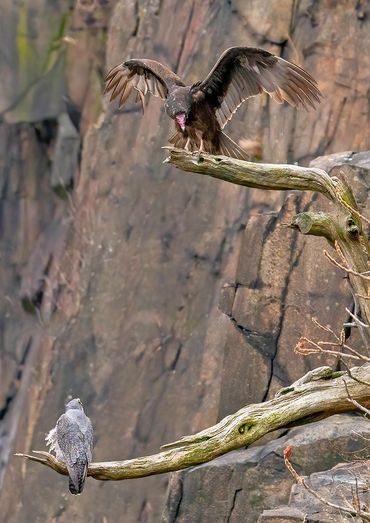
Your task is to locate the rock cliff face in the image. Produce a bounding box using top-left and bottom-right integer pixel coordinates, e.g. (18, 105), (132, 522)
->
(162, 414), (370, 523)
(1, 1), (370, 522)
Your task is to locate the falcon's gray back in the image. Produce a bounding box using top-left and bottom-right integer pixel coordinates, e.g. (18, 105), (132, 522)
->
(46, 398), (93, 495)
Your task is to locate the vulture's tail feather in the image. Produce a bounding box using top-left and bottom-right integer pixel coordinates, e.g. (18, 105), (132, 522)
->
(218, 132), (249, 161)
(168, 130), (249, 161)
(168, 131), (188, 149)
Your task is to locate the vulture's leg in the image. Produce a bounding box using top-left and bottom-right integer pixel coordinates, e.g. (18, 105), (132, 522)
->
(193, 133), (204, 164)
(185, 137), (191, 151)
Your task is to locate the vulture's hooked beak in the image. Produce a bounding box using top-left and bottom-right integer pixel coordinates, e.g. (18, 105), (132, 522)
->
(175, 113), (186, 131)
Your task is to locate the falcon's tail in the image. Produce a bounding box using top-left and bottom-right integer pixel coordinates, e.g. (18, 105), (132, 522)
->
(68, 459), (88, 495)
(217, 131), (249, 161)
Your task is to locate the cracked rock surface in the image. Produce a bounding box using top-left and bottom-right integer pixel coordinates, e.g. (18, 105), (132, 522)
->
(162, 415), (370, 523)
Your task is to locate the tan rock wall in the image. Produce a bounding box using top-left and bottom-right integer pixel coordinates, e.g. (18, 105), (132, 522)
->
(1, 1), (370, 521)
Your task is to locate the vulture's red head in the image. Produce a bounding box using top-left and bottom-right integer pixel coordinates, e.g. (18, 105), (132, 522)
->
(164, 86), (192, 132)
(175, 113), (186, 131)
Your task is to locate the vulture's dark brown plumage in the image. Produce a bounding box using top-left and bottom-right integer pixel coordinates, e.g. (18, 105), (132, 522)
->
(104, 47), (322, 160)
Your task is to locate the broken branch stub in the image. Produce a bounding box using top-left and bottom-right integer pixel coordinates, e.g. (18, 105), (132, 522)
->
(290, 211), (337, 244)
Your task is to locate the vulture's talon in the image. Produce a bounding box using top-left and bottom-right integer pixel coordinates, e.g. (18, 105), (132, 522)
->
(191, 151), (204, 165)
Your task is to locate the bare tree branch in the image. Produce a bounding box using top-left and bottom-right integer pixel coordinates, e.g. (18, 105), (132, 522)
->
(13, 150), (370, 500)
(336, 190), (370, 226)
(16, 365), (370, 482)
(164, 148), (337, 198)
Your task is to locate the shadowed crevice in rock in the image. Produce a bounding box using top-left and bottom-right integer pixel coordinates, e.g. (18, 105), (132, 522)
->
(226, 488), (243, 523)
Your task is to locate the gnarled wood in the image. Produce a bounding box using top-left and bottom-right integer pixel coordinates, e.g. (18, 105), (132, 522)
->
(16, 365), (370, 482)
(164, 147), (336, 198)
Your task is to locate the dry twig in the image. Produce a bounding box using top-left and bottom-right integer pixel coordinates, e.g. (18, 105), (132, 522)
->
(295, 337), (369, 362)
(324, 249), (370, 282)
(336, 191), (370, 227)
(284, 446), (370, 521)
(343, 379), (370, 417)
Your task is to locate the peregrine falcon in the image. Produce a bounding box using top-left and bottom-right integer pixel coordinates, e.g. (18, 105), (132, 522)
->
(46, 398), (94, 495)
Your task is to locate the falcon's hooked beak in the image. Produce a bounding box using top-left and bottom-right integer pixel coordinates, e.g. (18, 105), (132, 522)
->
(175, 113), (186, 131)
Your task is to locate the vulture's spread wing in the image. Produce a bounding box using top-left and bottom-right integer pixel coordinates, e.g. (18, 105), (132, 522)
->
(195, 47), (322, 129)
(104, 59), (185, 109)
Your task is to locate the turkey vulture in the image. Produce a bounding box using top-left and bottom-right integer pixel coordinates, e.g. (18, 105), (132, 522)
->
(104, 47), (322, 160)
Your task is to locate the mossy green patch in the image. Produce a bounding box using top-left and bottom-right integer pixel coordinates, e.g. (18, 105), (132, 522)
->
(16, 3), (39, 85)
(8, 4), (71, 122)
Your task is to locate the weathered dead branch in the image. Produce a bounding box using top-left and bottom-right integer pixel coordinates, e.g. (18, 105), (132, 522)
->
(16, 365), (370, 482)
(164, 147), (336, 198)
